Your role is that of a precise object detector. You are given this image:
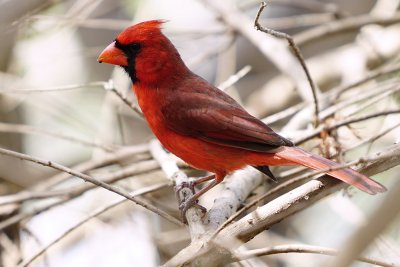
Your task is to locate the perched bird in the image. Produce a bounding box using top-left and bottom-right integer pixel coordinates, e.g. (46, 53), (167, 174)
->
(98, 20), (386, 215)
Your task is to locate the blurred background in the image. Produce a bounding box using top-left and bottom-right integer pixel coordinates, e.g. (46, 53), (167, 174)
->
(0, 0), (399, 266)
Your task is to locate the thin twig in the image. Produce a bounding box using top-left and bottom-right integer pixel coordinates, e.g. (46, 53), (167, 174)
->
(260, 64), (400, 126)
(279, 121), (400, 181)
(0, 81), (107, 93)
(163, 143), (399, 267)
(0, 189), (69, 206)
(328, 179), (400, 267)
(0, 147), (183, 226)
(35, 144), (149, 190)
(212, 152), (382, 236)
(333, 64), (400, 100)
(262, 101), (307, 125)
(264, 0), (343, 15)
(259, 13), (337, 30)
(0, 159), (159, 206)
(188, 33), (236, 70)
(346, 122), (400, 152)
(0, 199), (69, 231)
(0, 122), (117, 152)
(232, 244), (397, 267)
(341, 84), (400, 118)
(201, 0), (319, 114)
(254, 1), (320, 126)
(18, 182), (169, 267)
(295, 109), (400, 144)
(332, 110), (400, 131)
(212, 175), (307, 238)
(295, 11), (400, 46)
(103, 79), (144, 118)
(0, 79), (144, 118)
(319, 82), (400, 121)
(29, 16), (132, 30)
(218, 65), (252, 91)
(0, 233), (21, 267)
(20, 227), (49, 267)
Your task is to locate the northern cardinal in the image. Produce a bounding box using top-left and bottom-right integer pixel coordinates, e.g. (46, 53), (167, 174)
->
(98, 20), (386, 214)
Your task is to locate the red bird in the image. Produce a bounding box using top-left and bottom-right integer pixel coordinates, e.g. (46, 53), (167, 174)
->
(98, 20), (386, 214)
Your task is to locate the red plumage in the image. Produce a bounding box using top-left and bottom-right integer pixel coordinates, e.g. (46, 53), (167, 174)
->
(98, 20), (385, 212)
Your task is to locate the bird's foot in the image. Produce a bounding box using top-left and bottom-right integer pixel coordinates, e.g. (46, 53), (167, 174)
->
(174, 181), (196, 196)
(179, 196), (207, 224)
(174, 181), (206, 223)
(174, 181), (199, 207)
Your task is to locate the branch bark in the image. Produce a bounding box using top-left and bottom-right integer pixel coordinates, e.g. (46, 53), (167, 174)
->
(233, 244), (397, 267)
(0, 147), (182, 226)
(163, 143), (399, 266)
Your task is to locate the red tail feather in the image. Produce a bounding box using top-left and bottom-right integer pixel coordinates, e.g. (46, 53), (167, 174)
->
(274, 147), (386, 194)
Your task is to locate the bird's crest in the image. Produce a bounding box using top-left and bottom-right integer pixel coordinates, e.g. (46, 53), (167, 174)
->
(117, 20), (168, 45)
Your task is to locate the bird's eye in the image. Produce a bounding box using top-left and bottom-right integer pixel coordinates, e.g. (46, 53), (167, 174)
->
(129, 43), (141, 51)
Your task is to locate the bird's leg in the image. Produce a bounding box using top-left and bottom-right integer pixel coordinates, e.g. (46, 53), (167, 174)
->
(174, 174), (215, 195)
(174, 174), (220, 222)
(179, 178), (222, 221)
(192, 174), (216, 186)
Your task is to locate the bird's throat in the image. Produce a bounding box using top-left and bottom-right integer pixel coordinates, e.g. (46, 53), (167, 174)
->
(122, 58), (138, 84)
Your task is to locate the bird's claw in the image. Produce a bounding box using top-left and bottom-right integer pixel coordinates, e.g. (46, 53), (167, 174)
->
(174, 180), (207, 223)
(174, 181), (199, 209)
(179, 198), (207, 224)
(174, 181), (196, 195)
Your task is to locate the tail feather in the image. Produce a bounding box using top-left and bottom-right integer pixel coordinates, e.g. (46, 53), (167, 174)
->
(275, 147), (386, 195)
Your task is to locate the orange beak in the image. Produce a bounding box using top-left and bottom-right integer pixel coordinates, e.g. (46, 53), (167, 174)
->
(98, 41), (128, 66)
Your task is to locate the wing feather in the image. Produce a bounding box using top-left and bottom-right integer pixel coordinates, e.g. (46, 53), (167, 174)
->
(161, 77), (292, 152)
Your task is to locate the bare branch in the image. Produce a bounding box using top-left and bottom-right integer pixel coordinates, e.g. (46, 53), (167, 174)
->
(34, 144), (149, 190)
(0, 233), (21, 267)
(259, 13), (338, 30)
(319, 82), (400, 121)
(328, 179), (400, 267)
(207, 167), (264, 232)
(260, 64), (400, 126)
(295, 11), (400, 46)
(201, 0), (320, 113)
(0, 122), (117, 152)
(295, 109), (400, 144)
(213, 135), (399, 236)
(332, 64), (400, 100)
(103, 79), (144, 118)
(0, 159), (159, 206)
(0, 81), (107, 93)
(163, 143), (400, 266)
(0, 199), (68, 232)
(0, 147), (183, 226)
(265, 0), (343, 15)
(149, 140), (206, 239)
(17, 182), (169, 267)
(218, 65), (252, 92)
(254, 1), (321, 126)
(188, 33), (236, 70)
(232, 244), (397, 267)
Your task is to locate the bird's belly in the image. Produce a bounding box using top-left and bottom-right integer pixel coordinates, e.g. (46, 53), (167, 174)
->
(154, 127), (249, 175)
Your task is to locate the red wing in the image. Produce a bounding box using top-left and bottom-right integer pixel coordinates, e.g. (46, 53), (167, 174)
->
(161, 82), (292, 152)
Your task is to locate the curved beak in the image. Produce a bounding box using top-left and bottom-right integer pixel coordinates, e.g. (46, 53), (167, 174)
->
(98, 41), (128, 66)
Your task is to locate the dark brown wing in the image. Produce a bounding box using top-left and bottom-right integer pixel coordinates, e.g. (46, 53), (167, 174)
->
(161, 76), (292, 152)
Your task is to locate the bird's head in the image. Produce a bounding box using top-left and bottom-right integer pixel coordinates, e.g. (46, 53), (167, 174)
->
(98, 20), (188, 86)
